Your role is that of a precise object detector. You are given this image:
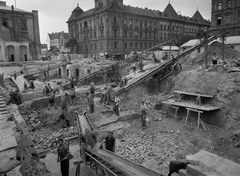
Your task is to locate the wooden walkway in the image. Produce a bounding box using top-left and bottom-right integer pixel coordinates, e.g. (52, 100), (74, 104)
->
(162, 99), (220, 111)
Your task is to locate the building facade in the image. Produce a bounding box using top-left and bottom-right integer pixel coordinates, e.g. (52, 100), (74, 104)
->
(0, 1), (41, 62)
(67, 0), (210, 57)
(211, 0), (240, 36)
(46, 32), (70, 53)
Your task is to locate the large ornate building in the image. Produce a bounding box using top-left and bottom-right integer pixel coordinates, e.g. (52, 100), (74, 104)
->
(210, 0), (240, 36)
(0, 1), (41, 62)
(67, 0), (210, 57)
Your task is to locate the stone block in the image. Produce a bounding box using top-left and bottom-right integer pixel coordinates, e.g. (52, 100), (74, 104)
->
(187, 164), (224, 176)
(186, 150), (240, 176)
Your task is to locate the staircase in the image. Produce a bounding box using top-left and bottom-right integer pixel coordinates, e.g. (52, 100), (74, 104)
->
(0, 95), (8, 115)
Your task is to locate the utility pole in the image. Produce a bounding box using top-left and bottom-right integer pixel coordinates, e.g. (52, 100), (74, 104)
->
(221, 28), (226, 62)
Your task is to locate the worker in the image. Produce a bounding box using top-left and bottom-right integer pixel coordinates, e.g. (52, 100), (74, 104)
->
(105, 85), (112, 105)
(48, 90), (57, 110)
(113, 96), (121, 116)
(153, 53), (158, 66)
(70, 88), (76, 106)
(61, 93), (68, 115)
(24, 81), (28, 90)
(13, 71), (17, 80)
(105, 131), (115, 152)
(86, 92), (94, 113)
(168, 160), (188, 176)
(139, 59), (144, 72)
(57, 139), (70, 176)
(119, 77), (125, 87)
(89, 82), (95, 97)
(132, 63), (136, 75)
(140, 100), (148, 129)
(29, 80), (35, 90)
(70, 77), (74, 89)
(47, 83), (52, 92)
(212, 53), (218, 71)
(100, 87), (105, 103)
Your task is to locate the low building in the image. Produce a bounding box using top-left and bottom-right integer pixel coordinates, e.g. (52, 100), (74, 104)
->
(47, 32), (70, 53)
(0, 1), (41, 62)
(225, 36), (240, 52)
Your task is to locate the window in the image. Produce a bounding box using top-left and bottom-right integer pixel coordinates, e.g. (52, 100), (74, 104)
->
(114, 17), (117, 23)
(91, 43), (93, 50)
(226, 15), (231, 24)
(94, 31), (97, 38)
(160, 24), (163, 29)
(125, 42), (127, 49)
(130, 42), (132, 48)
(100, 17), (103, 24)
(227, 0), (231, 8)
(124, 30), (127, 37)
(130, 31), (132, 37)
(80, 23), (82, 31)
(167, 25), (170, 30)
(84, 21), (88, 28)
(114, 29), (117, 37)
(149, 22), (152, 30)
(149, 43), (152, 48)
(145, 21), (147, 27)
(145, 43), (147, 49)
(114, 42), (117, 49)
(135, 32), (138, 38)
(145, 32), (148, 39)
(20, 19), (27, 30)
(101, 42), (104, 49)
(230, 46), (234, 49)
(164, 24), (166, 30)
(154, 22), (157, 29)
(135, 42), (137, 49)
(124, 18), (127, 25)
(149, 32), (151, 38)
(154, 33), (157, 39)
(140, 31), (143, 38)
(140, 20), (142, 27)
(100, 29), (103, 37)
(217, 16), (222, 25)
(135, 19), (138, 27)
(130, 19), (132, 25)
(2, 18), (8, 27)
(140, 43), (142, 49)
(217, 2), (222, 10)
(95, 43), (97, 49)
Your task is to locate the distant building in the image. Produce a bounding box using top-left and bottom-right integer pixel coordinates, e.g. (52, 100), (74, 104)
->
(0, 1), (41, 62)
(210, 0), (240, 36)
(41, 44), (48, 59)
(67, 1), (210, 57)
(47, 32), (70, 53)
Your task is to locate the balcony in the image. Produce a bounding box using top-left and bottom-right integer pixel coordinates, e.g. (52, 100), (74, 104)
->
(83, 26), (89, 31)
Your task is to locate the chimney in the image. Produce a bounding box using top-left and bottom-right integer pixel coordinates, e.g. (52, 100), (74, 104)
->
(0, 1), (6, 6)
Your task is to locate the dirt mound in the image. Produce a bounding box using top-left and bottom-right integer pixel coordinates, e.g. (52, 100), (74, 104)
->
(180, 42), (240, 66)
(172, 70), (240, 130)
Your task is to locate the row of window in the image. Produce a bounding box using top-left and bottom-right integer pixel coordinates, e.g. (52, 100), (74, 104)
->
(2, 18), (27, 30)
(216, 14), (232, 25)
(216, 0), (232, 11)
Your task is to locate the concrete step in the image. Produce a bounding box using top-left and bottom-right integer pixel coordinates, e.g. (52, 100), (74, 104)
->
(187, 165), (223, 176)
(0, 108), (7, 112)
(0, 101), (5, 105)
(0, 104), (6, 108)
(179, 169), (189, 176)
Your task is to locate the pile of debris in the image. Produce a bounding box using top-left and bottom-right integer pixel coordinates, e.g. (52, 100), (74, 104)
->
(115, 131), (188, 175)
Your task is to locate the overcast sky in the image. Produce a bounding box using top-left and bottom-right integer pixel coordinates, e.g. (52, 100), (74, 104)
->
(6, 0), (211, 44)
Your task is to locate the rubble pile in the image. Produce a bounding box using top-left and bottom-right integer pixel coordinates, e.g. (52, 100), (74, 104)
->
(116, 131), (187, 175)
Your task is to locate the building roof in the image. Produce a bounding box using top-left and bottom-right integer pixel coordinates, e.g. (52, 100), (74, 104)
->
(162, 46), (179, 51)
(0, 2), (30, 13)
(67, 3), (210, 26)
(192, 10), (208, 25)
(163, 3), (181, 20)
(225, 36), (240, 45)
(48, 32), (69, 40)
(181, 39), (200, 47)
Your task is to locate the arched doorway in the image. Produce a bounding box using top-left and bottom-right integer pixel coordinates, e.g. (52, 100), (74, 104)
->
(76, 68), (79, 78)
(20, 45), (27, 61)
(7, 45), (14, 62)
(58, 68), (61, 76)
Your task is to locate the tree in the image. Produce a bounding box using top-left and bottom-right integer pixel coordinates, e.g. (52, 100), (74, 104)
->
(65, 38), (78, 53)
(196, 29), (209, 68)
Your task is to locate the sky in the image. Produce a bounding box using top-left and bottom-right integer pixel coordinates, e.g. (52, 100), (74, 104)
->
(5, 0), (211, 44)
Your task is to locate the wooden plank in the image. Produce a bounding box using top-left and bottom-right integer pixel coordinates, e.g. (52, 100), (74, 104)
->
(186, 108), (203, 113)
(0, 127), (17, 152)
(162, 99), (220, 112)
(173, 90), (214, 98)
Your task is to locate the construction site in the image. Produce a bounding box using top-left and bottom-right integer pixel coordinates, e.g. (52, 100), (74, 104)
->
(1, 35), (240, 176)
